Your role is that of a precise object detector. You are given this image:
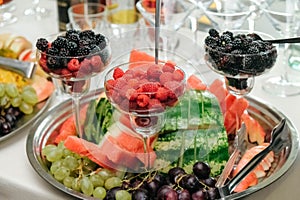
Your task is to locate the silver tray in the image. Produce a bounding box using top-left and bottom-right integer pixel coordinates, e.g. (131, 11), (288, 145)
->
(0, 94), (53, 142)
(26, 89), (299, 200)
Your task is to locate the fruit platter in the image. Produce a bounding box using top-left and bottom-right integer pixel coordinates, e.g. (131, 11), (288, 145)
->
(26, 39), (299, 200)
(0, 33), (54, 142)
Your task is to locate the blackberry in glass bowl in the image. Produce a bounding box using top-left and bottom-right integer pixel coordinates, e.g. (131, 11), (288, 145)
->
(204, 29), (277, 96)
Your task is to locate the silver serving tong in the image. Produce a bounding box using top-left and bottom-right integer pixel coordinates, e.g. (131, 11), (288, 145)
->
(216, 123), (247, 188)
(0, 56), (36, 79)
(218, 118), (289, 198)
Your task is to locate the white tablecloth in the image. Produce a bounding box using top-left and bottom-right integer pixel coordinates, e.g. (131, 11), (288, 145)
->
(0, 1), (300, 200)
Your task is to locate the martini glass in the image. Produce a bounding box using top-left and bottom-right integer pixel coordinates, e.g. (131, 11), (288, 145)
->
(136, 0), (196, 51)
(262, 0), (300, 97)
(104, 61), (186, 170)
(36, 30), (111, 138)
(204, 30), (278, 96)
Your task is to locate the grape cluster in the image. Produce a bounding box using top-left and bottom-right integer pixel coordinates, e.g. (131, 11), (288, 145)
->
(42, 142), (130, 199)
(204, 29), (277, 76)
(0, 83), (38, 136)
(43, 142), (221, 200)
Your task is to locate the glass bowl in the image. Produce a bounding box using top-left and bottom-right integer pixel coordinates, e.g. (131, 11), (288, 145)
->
(204, 30), (278, 95)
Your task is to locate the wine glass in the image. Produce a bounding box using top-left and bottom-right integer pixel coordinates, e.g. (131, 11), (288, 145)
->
(261, 0), (300, 97)
(136, 0), (196, 51)
(24, 0), (50, 19)
(0, 0), (17, 27)
(36, 30), (111, 138)
(104, 60), (186, 170)
(197, 0), (251, 31)
(204, 30), (278, 96)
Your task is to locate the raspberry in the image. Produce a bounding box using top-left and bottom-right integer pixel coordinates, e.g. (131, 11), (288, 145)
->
(79, 58), (92, 74)
(128, 79), (139, 89)
(90, 55), (103, 72)
(147, 64), (162, 80)
(162, 61), (175, 73)
(137, 94), (150, 108)
(125, 88), (137, 100)
(141, 82), (159, 93)
(105, 79), (116, 91)
(113, 67), (125, 79)
(67, 58), (80, 71)
(60, 68), (72, 77)
(155, 87), (169, 102)
(148, 98), (164, 111)
(172, 69), (184, 81)
(159, 72), (173, 85)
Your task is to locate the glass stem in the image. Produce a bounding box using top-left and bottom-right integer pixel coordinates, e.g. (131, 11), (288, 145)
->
(73, 96), (83, 138)
(142, 136), (151, 170)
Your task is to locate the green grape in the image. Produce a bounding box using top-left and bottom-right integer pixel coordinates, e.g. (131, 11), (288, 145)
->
(22, 85), (36, 93)
(104, 177), (122, 190)
(80, 176), (94, 196)
(63, 155), (79, 171)
(45, 147), (63, 162)
(19, 101), (33, 114)
(21, 90), (38, 105)
(98, 169), (115, 181)
(72, 178), (81, 191)
(115, 190), (132, 200)
(11, 96), (22, 107)
(63, 148), (73, 157)
(0, 95), (9, 107)
(5, 83), (18, 98)
(42, 144), (57, 157)
(93, 187), (106, 199)
(0, 84), (5, 97)
(89, 174), (104, 187)
(50, 160), (62, 174)
(63, 176), (74, 188)
(54, 166), (70, 181)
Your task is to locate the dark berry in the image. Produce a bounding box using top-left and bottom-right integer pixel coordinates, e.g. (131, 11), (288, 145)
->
(36, 38), (49, 52)
(208, 28), (219, 37)
(51, 36), (67, 49)
(168, 167), (186, 183)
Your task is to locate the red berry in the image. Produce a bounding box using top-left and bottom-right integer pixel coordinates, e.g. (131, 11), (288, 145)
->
(172, 69), (184, 81)
(67, 58), (80, 71)
(137, 94), (150, 108)
(113, 67), (125, 79)
(141, 82), (159, 93)
(61, 68), (72, 77)
(90, 55), (104, 72)
(147, 64), (162, 80)
(159, 72), (173, 85)
(162, 61), (175, 73)
(105, 79), (116, 91)
(148, 98), (164, 111)
(155, 87), (169, 102)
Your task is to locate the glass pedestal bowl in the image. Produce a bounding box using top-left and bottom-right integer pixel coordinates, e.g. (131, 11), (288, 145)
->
(36, 30), (112, 137)
(204, 30), (278, 96)
(104, 60), (186, 170)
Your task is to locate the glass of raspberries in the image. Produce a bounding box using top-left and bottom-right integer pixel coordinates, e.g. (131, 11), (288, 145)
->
(104, 60), (186, 168)
(204, 29), (277, 96)
(35, 29), (111, 137)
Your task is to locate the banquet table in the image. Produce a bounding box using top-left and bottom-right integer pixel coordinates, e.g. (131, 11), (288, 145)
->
(0, 1), (300, 200)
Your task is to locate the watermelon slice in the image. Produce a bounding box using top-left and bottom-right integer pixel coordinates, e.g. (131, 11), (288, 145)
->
(186, 74), (207, 91)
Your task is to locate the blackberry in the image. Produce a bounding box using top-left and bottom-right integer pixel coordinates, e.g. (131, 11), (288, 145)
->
(220, 35), (231, 46)
(66, 29), (80, 38)
(51, 36), (67, 49)
(95, 34), (107, 50)
(89, 44), (101, 55)
(79, 30), (95, 39)
(247, 46), (259, 54)
(222, 31), (234, 39)
(77, 46), (91, 56)
(68, 33), (80, 44)
(208, 28), (219, 37)
(204, 36), (218, 47)
(46, 47), (59, 56)
(36, 38), (49, 51)
(66, 41), (78, 54)
(231, 38), (242, 49)
(46, 56), (61, 69)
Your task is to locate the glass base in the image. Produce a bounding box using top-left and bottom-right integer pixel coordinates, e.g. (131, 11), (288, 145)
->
(262, 76), (300, 97)
(24, 7), (50, 18)
(0, 13), (17, 27)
